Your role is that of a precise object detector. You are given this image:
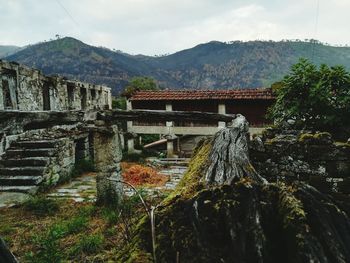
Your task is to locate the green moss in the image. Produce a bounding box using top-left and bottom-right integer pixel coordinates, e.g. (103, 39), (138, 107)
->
(116, 216), (153, 263)
(313, 132), (331, 140)
(335, 141), (350, 148)
(164, 138), (212, 202)
(298, 132), (332, 143)
(278, 185), (306, 227)
(298, 133), (315, 142)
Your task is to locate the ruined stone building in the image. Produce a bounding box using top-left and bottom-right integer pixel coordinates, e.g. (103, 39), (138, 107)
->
(127, 89), (274, 157)
(0, 60), (112, 111)
(0, 60), (116, 198)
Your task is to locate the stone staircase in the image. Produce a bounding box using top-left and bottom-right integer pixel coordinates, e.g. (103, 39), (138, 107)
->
(0, 139), (59, 194)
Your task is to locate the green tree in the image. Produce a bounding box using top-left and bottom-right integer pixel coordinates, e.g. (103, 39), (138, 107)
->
(270, 58), (350, 131)
(112, 97), (127, 110)
(121, 76), (159, 97)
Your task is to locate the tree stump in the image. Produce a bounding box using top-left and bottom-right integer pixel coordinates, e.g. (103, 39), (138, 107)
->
(205, 114), (267, 185)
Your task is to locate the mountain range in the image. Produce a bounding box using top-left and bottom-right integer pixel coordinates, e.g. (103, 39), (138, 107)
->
(3, 37), (350, 94)
(0, 45), (21, 58)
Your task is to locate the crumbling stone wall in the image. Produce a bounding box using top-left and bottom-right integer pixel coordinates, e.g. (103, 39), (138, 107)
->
(250, 129), (350, 194)
(0, 60), (112, 111)
(17, 66), (43, 110)
(42, 137), (76, 188)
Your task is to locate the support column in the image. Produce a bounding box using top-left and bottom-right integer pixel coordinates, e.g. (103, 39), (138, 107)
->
(107, 90), (112, 109)
(127, 138), (135, 154)
(119, 133), (125, 150)
(218, 102), (226, 128)
(165, 103), (175, 157)
(167, 139), (174, 158)
(126, 99), (133, 128)
(166, 103), (173, 128)
(93, 125), (123, 205)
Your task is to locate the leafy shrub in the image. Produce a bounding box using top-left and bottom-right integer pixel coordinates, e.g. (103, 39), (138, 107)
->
(23, 196), (59, 216)
(112, 97), (127, 109)
(140, 134), (160, 146)
(269, 58), (350, 132)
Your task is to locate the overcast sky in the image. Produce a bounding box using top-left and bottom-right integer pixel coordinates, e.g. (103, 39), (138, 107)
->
(0, 0), (349, 55)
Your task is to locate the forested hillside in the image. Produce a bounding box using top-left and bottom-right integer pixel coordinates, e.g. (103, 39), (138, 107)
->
(0, 45), (21, 58)
(5, 37), (350, 94)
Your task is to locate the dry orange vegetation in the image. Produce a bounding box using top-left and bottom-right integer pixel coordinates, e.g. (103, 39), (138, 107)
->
(121, 162), (168, 187)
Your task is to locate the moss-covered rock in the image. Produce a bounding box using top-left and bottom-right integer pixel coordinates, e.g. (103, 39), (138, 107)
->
(117, 138), (350, 263)
(298, 132), (333, 145)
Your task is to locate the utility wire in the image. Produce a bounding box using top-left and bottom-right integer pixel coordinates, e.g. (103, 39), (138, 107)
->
(311, 0), (320, 62)
(53, 0), (93, 43)
(54, 0), (80, 27)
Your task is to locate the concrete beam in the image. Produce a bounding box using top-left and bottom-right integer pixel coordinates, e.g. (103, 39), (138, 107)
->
(0, 109), (235, 135)
(98, 109), (235, 123)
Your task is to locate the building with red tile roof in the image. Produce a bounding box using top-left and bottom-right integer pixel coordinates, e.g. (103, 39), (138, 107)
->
(126, 88), (275, 157)
(129, 88), (274, 101)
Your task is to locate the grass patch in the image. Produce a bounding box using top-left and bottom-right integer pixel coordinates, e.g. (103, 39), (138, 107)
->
(66, 215), (88, 234)
(72, 234), (104, 255)
(102, 208), (120, 225)
(0, 192), (163, 262)
(78, 204), (96, 217)
(22, 196), (59, 216)
(26, 223), (67, 263)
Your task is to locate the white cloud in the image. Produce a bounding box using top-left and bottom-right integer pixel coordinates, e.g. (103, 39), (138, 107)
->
(0, 0), (349, 55)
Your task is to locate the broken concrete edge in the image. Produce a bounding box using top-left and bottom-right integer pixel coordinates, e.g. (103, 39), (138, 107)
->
(0, 237), (17, 263)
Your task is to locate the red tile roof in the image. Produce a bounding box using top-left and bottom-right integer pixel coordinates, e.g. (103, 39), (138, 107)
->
(130, 88), (274, 101)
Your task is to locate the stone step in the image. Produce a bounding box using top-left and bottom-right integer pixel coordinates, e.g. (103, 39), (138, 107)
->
(0, 157), (49, 167)
(11, 140), (58, 149)
(0, 176), (43, 186)
(0, 185), (39, 194)
(5, 148), (55, 158)
(0, 167), (45, 176)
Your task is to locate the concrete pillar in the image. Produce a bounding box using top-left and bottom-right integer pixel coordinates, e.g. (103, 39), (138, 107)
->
(107, 90), (112, 109)
(126, 99), (133, 130)
(119, 133), (125, 150)
(167, 139), (174, 158)
(166, 103), (173, 127)
(93, 125), (123, 205)
(218, 103), (226, 128)
(127, 138), (135, 154)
